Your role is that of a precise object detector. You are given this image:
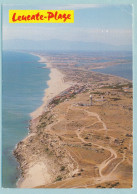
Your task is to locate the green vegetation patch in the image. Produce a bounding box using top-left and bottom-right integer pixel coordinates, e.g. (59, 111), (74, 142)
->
(60, 166), (65, 171)
(37, 112), (54, 131)
(55, 175), (62, 181)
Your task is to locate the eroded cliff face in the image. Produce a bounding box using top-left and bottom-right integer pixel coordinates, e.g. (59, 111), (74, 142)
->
(14, 110), (78, 188)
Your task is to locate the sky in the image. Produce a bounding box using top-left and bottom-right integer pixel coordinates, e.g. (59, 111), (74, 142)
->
(2, 4), (132, 46)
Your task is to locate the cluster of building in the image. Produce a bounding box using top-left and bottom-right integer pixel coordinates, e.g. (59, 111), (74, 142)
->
(48, 84), (86, 108)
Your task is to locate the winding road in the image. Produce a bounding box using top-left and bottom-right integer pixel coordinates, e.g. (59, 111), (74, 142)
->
(44, 105), (126, 188)
(74, 107), (125, 183)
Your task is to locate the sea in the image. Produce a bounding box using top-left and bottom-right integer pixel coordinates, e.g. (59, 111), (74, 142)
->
(2, 51), (132, 188)
(2, 51), (50, 188)
(92, 62), (132, 80)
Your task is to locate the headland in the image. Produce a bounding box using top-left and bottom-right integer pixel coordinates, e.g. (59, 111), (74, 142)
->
(14, 51), (133, 188)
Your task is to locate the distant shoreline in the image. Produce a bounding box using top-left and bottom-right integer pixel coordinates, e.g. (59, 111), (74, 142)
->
(91, 63), (132, 81)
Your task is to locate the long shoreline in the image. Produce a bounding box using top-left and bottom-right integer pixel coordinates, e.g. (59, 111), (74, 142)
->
(14, 52), (132, 188)
(30, 53), (72, 119)
(15, 53), (73, 188)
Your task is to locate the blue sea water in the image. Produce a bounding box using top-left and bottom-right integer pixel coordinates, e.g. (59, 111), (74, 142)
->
(74, 52), (132, 80)
(2, 51), (50, 188)
(92, 63), (132, 80)
(90, 52), (132, 80)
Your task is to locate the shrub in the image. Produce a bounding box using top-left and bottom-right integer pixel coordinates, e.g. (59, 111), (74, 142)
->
(56, 176), (62, 181)
(60, 166), (65, 171)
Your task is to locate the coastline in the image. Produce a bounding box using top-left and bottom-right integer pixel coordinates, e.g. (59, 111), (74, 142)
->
(15, 53), (73, 188)
(13, 52), (133, 188)
(30, 54), (72, 119)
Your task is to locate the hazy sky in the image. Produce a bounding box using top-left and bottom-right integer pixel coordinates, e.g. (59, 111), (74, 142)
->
(3, 4), (132, 46)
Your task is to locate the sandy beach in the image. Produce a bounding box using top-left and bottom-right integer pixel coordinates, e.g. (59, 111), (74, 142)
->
(30, 54), (72, 119)
(18, 162), (51, 188)
(16, 53), (73, 188)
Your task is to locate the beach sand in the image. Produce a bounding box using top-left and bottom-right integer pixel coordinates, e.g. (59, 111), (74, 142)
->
(17, 53), (72, 188)
(19, 162), (51, 188)
(30, 54), (72, 119)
